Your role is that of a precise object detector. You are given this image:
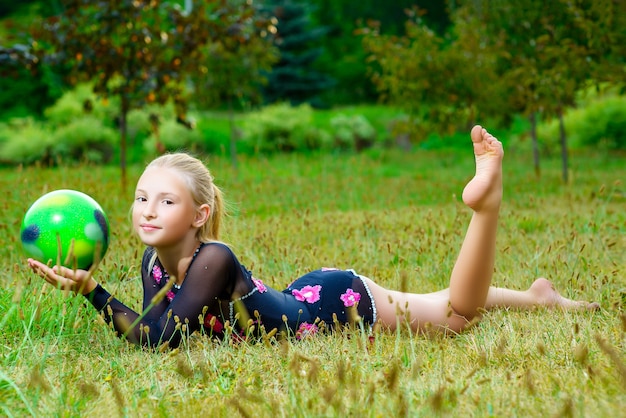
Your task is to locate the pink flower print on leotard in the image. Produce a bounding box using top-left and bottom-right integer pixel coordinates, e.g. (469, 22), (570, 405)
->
(153, 265), (175, 302)
(252, 277), (267, 293)
(340, 289), (361, 307)
(292, 285), (321, 303)
(153, 265), (163, 284)
(296, 322), (319, 340)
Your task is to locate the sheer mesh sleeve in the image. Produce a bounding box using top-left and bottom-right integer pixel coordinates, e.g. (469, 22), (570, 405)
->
(84, 243), (243, 348)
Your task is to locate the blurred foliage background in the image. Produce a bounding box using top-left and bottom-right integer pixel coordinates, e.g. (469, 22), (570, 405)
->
(0, 0), (625, 183)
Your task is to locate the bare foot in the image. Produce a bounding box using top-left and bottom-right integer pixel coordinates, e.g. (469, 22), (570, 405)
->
(528, 278), (600, 311)
(462, 125), (504, 212)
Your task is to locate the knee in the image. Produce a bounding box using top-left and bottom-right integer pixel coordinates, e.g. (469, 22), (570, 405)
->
(448, 305), (483, 333)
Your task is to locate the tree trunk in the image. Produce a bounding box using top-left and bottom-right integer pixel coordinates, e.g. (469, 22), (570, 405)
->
(529, 112), (540, 178)
(228, 97), (238, 171)
(558, 109), (569, 183)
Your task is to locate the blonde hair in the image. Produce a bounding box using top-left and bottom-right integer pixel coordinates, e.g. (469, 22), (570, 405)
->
(144, 152), (225, 242)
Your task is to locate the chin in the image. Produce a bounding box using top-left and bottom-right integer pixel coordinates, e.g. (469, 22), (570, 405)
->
(137, 233), (159, 247)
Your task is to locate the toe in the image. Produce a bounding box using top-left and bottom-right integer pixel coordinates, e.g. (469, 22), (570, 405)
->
(587, 302), (601, 311)
(470, 125), (484, 143)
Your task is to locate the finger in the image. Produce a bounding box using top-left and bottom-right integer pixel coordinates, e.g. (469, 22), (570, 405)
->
(37, 264), (66, 284)
(28, 258), (47, 270)
(52, 265), (78, 280)
(36, 266), (57, 286)
(30, 263), (72, 293)
(33, 263), (52, 277)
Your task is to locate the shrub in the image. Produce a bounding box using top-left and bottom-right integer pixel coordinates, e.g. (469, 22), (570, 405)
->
(241, 103), (331, 153)
(0, 118), (55, 165)
(195, 116), (233, 156)
(126, 109), (154, 140)
(577, 96), (626, 150)
(330, 114), (377, 151)
(143, 118), (205, 156)
(300, 125), (333, 151)
(51, 116), (117, 163)
(44, 84), (119, 127)
(537, 95), (626, 151)
(124, 107), (177, 164)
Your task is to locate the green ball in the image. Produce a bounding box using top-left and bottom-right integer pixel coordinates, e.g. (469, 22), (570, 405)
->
(21, 189), (110, 269)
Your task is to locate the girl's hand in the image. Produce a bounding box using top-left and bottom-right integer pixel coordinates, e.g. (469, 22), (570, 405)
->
(27, 258), (98, 295)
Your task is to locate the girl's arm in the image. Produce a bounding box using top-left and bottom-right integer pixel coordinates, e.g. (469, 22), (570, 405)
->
(27, 258), (98, 295)
(27, 258), (152, 344)
(28, 257), (156, 345)
(136, 243), (239, 347)
(28, 243), (240, 348)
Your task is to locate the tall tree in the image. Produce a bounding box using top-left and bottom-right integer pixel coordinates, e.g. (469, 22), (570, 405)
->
(260, 0), (334, 107)
(188, 0), (278, 169)
(361, 0), (626, 182)
(310, 0), (452, 104)
(29, 0), (267, 189)
(460, 0), (626, 182)
(0, 2), (62, 117)
(360, 6), (501, 141)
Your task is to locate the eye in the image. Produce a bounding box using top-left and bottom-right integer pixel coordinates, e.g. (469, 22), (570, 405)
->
(163, 199), (174, 205)
(135, 196), (147, 203)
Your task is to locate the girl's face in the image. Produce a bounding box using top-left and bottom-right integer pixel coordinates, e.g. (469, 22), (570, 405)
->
(132, 167), (200, 249)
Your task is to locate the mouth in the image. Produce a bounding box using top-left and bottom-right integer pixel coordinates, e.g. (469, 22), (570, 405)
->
(140, 224), (161, 232)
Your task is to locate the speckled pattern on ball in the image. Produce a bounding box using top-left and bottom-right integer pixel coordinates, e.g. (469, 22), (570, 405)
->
(20, 189), (110, 269)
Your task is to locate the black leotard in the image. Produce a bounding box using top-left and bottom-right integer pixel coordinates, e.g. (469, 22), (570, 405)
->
(85, 242), (376, 347)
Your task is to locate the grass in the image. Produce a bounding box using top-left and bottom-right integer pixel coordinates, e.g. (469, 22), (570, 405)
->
(1, 145), (625, 417)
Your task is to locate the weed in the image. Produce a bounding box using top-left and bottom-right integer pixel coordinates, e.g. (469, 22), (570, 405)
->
(1, 148), (624, 416)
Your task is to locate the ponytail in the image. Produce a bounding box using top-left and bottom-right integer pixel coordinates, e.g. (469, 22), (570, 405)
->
(201, 182), (225, 242)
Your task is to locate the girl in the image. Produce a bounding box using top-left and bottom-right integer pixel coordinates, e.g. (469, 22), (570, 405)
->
(28, 125), (598, 348)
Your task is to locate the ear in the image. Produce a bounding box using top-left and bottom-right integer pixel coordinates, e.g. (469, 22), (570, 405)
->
(192, 204), (210, 228)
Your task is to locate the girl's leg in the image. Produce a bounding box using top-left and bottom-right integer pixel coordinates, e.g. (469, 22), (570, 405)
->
(363, 279), (471, 333)
(369, 125), (504, 333)
(367, 126), (598, 334)
(408, 279), (599, 311)
(365, 277), (599, 334)
(448, 125), (503, 318)
(484, 278), (600, 310)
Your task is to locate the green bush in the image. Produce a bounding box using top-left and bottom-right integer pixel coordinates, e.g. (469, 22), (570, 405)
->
(51, 116), (117, 163)
(578, 96), (626, 150)
(537, 95), (626, 151)
(44, 84), (119, 127)
(0, 118), (55, 165)
(126, 109), (154, 139)
(143, 118), (205, 156)
(240, 103), (331, 153)
(330, 114), (377, 151)
(43, 86), (198, 164)
(124, 107), (176, 164)
(194, 114), (233, 155)
(301, 125), (333, 151)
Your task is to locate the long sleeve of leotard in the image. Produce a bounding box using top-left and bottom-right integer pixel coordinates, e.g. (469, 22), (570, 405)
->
(84, 243), (242, 348)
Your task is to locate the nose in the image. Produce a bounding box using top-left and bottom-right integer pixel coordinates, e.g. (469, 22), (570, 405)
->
(142, 200), (157, 219)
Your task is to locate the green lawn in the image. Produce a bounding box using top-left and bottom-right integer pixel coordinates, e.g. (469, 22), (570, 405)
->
(1, 146), (625, 417)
